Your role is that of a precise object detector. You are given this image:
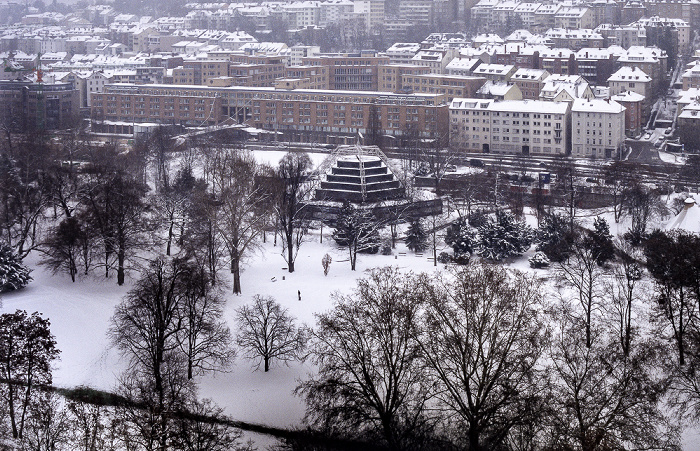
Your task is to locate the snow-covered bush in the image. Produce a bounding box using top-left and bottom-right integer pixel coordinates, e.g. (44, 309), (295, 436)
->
(535, 213), (576, 262)
(476, 210), (533, 261)
(380, 240), (392, 256)
(529, 251), (550, 269)
(0, 245), (32, 292)
(437, 252), (452, 264)
(445, 217), (477, 261)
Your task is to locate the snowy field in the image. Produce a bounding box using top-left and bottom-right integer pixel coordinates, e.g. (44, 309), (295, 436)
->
(2, 149), (700, 448)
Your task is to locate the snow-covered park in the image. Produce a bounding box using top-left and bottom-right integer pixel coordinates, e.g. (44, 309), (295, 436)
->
(2, 147), (700, 449)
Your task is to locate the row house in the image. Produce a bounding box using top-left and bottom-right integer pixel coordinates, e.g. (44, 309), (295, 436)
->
(90, 83), (448, 146)
(449, 98), (569, 156)
(571, 98), (626, 159)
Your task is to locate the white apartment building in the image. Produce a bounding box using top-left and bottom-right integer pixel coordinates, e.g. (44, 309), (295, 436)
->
(571, 98), (626, 159)
(608, 66), (651, 98)
(319, 0), (354, 27)
(449, 98), (569, 156)
(385, 43), (421, 65)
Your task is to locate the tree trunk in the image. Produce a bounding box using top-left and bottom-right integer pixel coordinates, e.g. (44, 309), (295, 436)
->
(231, 255), (241, 294)
(264, 356), (270, 372)
(166, 220), (174, 256)
(287, 235), (295, 273)
(117, 249), (125, 286)
(468, 424), (481, 451)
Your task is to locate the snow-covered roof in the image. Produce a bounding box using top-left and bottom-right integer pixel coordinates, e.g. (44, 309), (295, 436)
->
(611, 90), (645, 102)
(608, 66), (651, 82)
(511, 68), (548, 82)
(572, 97), (625, 114)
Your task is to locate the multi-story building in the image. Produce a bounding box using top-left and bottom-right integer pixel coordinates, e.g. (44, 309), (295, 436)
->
(444, 58), (483, 77)
(410, 48), (458, 74)
(378, 64), (431, 92)
(302, 52), (390, 91)
(471, 63), (516, 83)
(449, 98), (569, 156)
(510, 68), (550, 100)
(400, 73), (486, 100)
(595, 24), (646, 49)
(545, 28), (604, 51)
(385, 43), (421, 65)
(637, 16), (691, 55)
(284, 65), (330, 90)
(575, 47), (618, 85)
(617, 46), (667, 93)
(678, 99), (700, 151)
(540, 74), (595, 103)
(555, 6), (596, 30)
(571, 98), (626, 158)
(0, 80), (79, 131)
(173, 59), (228, 85)
(399, 0), (434, 26)
(533, 3), (562, 30)
(90, 83), (449, 146)
(611, 90), (645, 136)
(513, 2), (542, 28)
(608, 66), (652, 117)
(539, 49), (577, 76)
(682, 61), (700, 90)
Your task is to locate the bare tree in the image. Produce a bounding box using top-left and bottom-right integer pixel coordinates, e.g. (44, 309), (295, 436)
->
(211, 150), (270, 294)
(175, 261), (235, 380)
(235, 295), (308, 372)
(274, 152), (313, 273)
(298, 267), (434, 450)
(610, 240), (647, 357)
(558, 241), (606, 348)
(622, 182), (666, 244)
(548, 304), (678, 451)
(418, 265), (548, 450)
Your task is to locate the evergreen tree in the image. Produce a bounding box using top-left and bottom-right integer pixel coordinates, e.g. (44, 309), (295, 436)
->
(585, 217), (615, 266)
(535, 213), (577, 263)
(0, 245), (31, 292)
(444, 216), (477, 264)
(477, 210), (533, 261)
(404, 219), (428, 253)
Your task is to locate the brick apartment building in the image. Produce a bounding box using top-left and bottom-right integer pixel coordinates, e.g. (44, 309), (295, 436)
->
(90, 84), (449, 146)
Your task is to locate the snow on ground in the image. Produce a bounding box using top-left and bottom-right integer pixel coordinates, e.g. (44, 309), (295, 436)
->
(1, 149), (698, 448)
(0, 228), (447, 449)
